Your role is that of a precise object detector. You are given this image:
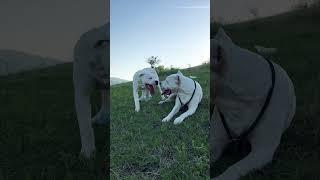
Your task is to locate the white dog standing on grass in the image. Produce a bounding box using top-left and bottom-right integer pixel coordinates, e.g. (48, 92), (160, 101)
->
(133, 67), (165, 112)
(73, 23), (109, 159)
(210, 28), (296, 180)
(160, 71), (203, 124)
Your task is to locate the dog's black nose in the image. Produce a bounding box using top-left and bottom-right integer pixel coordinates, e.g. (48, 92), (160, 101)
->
(155, 81), (159, 85)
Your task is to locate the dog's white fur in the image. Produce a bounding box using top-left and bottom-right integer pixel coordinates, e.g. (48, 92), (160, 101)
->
(210, 28), (296, 180)
(133, 67), (164, 112)
(73, 23), (109, 158)
(160, 71), (203, 124)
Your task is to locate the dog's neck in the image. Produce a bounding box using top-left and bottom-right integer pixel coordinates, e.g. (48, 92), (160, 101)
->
(177, 76), (195, 95)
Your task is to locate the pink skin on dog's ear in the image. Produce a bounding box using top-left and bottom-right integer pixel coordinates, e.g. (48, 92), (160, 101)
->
(213, 46), (222, 68)
(212, 44), (225, 75)
(176, 75), (181, 86)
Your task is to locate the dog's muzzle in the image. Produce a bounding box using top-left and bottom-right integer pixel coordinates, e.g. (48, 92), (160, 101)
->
(161, 89), (172, 95)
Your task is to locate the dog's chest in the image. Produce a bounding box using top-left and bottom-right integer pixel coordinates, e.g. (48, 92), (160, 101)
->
(177, 94), (191, 105)
(216, 98), (263, 136)
(89, 61), (108, 87)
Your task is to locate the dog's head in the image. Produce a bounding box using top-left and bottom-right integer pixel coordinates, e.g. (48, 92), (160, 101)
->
(160, 71), (183, 95)
(211, 28), (237, 76)
(93, 24), (110, 69)
(211, 28), (272, 101)
(139, 71), (159, 94)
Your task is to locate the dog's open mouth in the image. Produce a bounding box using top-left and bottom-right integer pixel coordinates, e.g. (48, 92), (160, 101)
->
(146, 84), (155, 94)
(161, 89), (172, 95)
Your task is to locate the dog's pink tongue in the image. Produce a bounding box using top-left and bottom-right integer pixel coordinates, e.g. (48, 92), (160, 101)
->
(147, 84), (155, 94)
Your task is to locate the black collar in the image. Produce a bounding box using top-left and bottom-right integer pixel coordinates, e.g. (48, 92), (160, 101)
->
(178, 80), (197, 111)
(214, 58), (276, 142)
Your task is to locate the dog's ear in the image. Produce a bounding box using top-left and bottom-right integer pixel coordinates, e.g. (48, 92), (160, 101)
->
(177, 70), (183, 76)
(214, 28), (233, 45)
(176, 74), (181, 85)
(94, 39), (109, 49)
(211, 39), (225, 74)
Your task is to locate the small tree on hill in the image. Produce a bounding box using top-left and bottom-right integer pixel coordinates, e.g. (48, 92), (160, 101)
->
(146, 56), (161, 68)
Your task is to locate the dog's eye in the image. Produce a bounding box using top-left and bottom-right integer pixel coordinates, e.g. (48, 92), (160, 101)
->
(149, 77), (152, 80)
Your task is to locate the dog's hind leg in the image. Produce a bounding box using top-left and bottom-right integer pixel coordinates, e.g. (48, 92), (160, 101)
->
(133, 83), (141, 112)
(173, 104), (198, 124)
(74, 89), (96, 159)
(158, 84), (165, 100)
(92, 89), (109, 125)
(146, 89), (152, 101)
(139, 88), (148, 101)
(213, 135), (281, 180)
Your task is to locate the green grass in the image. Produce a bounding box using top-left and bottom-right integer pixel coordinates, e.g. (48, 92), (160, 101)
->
(0, 64), (108, 180)
(110, 64), (210, 179)
(212, 7), (320, 179)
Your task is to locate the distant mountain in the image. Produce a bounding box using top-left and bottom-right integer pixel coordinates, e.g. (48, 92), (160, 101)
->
(0, 49), (62, 76)
(111, 77), (129, 86)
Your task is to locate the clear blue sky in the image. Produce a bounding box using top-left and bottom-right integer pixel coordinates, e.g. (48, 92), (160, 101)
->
(110, 0), (210, 80)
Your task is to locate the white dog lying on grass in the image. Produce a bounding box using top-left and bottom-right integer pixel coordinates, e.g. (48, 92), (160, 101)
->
(210, 28), (296, 180)
(160, 71), (203, 124)
(133, 67), (165, 112)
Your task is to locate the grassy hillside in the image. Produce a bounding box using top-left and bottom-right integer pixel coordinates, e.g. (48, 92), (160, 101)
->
(211, 7), (320, 179)
(110, 64), (210, 179)
(0, 49), (62, 76)
(0, 63), (108, 179)
(110, 77), (130, 86)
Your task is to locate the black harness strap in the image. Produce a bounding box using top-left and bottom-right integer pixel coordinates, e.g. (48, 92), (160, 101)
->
(240, 58), (275, 139)
(178, 80), (197, 111)
(215, 58), (276, 141)
(217, 107), (234, 140)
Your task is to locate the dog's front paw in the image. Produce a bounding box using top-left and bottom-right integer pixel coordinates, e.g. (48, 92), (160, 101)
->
(139, 96), (146, 101)
(92, 111), (109, 125)
(135, 107), (140, 112)
(79, 146), (96, 159)
(158, 100), (165, 105)
(173, 117), (185, 125)
(162, 117), (171, 122)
